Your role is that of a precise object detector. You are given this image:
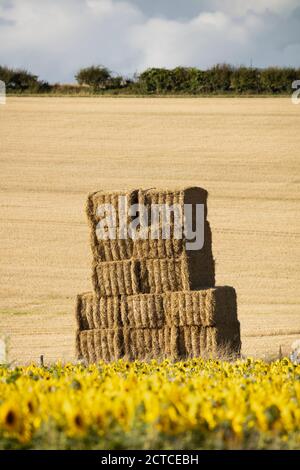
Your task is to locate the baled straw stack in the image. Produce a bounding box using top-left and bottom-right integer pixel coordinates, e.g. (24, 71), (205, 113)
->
(92, 254), (214, 298)
(75, 186), (239, 363)
(86, 189), (138, 262)
(77, 327), (175, 362)
(164, 286), (237, 327)
(76, 292), (121, 329)
(86, 187), (214, 265)
(92, 259), (141, 296)
(120, 293), (165, 328)
(76, 322), (241, 363)
(75, 293), (90, 330)
(75, 291), (165, 329)
(132, 187), (208, 259)
(123, 327), (174, 361)
(173, 323), (241, 359)
(208, 322), (241, 357)
(78, 329), (124, 363)
(76, 286), (238, 331)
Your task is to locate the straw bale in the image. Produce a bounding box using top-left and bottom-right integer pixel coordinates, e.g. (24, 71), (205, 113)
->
(121, 293), (165, 328)
(78, 330), (89, 362)
(78, 328), (124, 363)
(133, 187), (209, 260)
(176, 322), (241, 359)
(86, 189), (137, 262)
(164, 286), (237, 326)
(75, 293), (90, 330)
(123, 327), (169, 361)
(75, 329), (82, 359)
(87, 188), (214, 270)
(92, 259), (141, 296)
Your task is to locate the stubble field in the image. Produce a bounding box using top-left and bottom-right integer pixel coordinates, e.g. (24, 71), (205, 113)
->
(0, 97), (299, 363)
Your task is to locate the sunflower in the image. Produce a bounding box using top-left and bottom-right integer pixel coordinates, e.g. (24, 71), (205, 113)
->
(26, 397), (38, 414)
(0, 402), (21, 433)
(66, 410), (87, 437)
(73, 413), (85, 431)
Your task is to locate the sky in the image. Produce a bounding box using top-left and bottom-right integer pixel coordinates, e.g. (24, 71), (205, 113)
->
(0, 0), (300, 83)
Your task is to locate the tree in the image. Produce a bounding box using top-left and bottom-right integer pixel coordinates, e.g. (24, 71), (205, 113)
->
(138, 68), (174, 94)
(170, 67), (196, 92)
(0, 66), (14, 85)
(0, 66), (45, 92)
(75, 66), (112, 91)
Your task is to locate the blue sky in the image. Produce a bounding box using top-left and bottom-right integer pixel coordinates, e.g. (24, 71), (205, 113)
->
(0, 0), (299, 82)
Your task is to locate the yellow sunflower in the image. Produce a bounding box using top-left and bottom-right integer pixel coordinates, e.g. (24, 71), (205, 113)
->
(0, 402), (22, 433)
(67, 410), (87, 437)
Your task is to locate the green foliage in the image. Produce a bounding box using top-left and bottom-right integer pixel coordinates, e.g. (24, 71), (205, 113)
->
(135, 64), (298, 95)
(0, 65), (13, 85)
(231, 67), (261, 93)
(0, 66), (50, 92)
(259, 67), (298, 93)
(1, 63), (299, 95)
(138, 68), (174, 93)
(208, 64), (233, 92)
(75, 65), (112, 91)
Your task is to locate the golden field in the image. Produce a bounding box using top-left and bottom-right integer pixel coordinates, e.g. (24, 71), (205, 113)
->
(0, 97), (299, 363)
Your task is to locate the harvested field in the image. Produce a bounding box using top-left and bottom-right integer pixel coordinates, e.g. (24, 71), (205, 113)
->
(1, 311), (298, 364)
(0, 97), (299, 363)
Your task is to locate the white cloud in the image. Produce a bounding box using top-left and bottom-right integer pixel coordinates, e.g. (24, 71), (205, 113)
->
(130, 8), (291, 71)
(0, 0), (143, 81)
(0, 0), (299, 82)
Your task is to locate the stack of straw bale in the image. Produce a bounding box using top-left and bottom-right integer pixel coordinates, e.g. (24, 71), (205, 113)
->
(76, 187), (241, 362)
